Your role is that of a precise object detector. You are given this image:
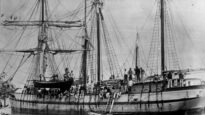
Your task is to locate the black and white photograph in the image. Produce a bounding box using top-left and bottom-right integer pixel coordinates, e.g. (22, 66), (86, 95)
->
(0, 0), (205, 115)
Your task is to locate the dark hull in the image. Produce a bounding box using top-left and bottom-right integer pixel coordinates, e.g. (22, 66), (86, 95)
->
(33, 79), (73, 89)
(11, 108), (89, 115)
(11, 107), (205, 115)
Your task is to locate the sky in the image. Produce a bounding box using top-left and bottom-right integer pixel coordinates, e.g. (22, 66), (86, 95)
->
(1, 0), (205, 86)
(107, 0), (205, 66)
(106, 0), (205, 70)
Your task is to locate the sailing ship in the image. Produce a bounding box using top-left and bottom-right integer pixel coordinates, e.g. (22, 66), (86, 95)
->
(0, 0), (205, 115)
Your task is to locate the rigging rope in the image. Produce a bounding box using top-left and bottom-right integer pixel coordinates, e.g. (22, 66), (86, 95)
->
(7, 53), (32, 82)
(146, 0), (161, 75)
(1, 0), (40, 74)
(164, 3), (180, 70)
(88, 7), (98, 83)
(101, 19), (122, 77)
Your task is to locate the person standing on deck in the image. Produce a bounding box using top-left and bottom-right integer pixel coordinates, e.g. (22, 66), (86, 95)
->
(128, 79), (133, 92)
(167, 72), (172, 88)
(124, 69), (128, 81)
(39, 74), (45, 81)
(64, 68), (69, 81)
(134, 66), (140, 82)
(69, 71), (74, 78)
(140, 67), (145, 82)
(124, 69), (128, 92)
(179, 72), (184, 87)
(128, 68), (133, 81)
(69, 71), (74, 84)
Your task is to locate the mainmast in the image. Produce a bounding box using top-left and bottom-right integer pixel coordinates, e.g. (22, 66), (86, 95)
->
(82, 0), (88, 90)
(97, 5), (101, 84)
(160, 0), (165, 73)
(95, 0), (102, 84)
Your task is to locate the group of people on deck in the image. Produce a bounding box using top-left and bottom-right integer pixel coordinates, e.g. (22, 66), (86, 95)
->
(23, 86), (71, 99)
(24, 68), (76, 98)
(165, 71), (185, 88)
(39, 67), (74, 82)
(124, 66), (145, 82)
(123, 66), (145, 92)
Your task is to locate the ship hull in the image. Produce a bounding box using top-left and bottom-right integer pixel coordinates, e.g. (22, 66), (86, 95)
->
(10, 98), (205, 115)
(10, 86), (205, 114)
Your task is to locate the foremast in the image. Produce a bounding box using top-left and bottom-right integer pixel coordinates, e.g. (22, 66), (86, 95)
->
(2, 0), (84, 80)
(38, 0), (48, 76)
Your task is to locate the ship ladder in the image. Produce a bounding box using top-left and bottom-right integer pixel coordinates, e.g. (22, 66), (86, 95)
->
(105, 96), (111, 112)
(105, 96), (112, 113)
(105, 93), (117, 113)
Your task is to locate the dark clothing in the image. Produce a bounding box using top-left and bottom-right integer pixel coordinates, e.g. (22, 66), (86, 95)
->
(135, 67), (142, 82)
(167, 72), (172, 79)
(179, 73), (184, 79)
(128, 86), (132, 92)
(128, 69), (133, 76)
(64, 74), (69, 81)
(129, 75), (132, 80)
(124, 74), (128, 81)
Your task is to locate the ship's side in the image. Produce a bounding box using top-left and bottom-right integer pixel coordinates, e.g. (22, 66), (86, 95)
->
(10, 82), (205, 114)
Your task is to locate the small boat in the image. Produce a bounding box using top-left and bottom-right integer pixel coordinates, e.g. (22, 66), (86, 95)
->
(33, 78), (74, 89)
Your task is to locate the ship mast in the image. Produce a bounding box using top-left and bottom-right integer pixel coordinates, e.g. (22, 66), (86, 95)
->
(2, 0), (84, 80)
(41, 0), (45, 22)
(92, 0), (102, 84)
(96, 1), (101, 84)
(38, 0), (48, 76)
(160, 0), (165, 73)
(82, 0), (88, 91)
(135, 33), (139, 68)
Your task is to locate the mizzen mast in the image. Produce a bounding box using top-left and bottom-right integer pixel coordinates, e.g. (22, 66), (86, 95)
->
(135, 33), (139, 68)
